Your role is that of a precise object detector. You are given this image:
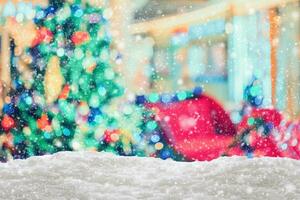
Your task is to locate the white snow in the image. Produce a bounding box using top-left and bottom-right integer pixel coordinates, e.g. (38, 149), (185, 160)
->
(0, 152), (299, 200)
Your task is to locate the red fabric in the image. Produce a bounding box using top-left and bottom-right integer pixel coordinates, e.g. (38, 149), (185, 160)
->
(238, 109), (300, 159)
(237, 108), (282, 130)
(146, 95), (237, 161)
(236, 108), (283, 158)
(146, 94), (300, 161)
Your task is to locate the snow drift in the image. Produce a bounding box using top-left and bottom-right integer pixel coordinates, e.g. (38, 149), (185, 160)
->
(0, 152), (299, 200)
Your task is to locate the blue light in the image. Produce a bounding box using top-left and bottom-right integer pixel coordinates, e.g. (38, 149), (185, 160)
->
(161, 94), (172, 104)
(150, 135), (160, 143)
(161, 150), (171, 160)
(63, 128), (71, 136)
(193, 87), (202, 97)
(136, 95), (146, 105)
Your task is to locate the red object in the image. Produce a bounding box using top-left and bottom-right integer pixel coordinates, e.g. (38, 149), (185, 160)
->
(1, 115), (15, 131)
(37, 114), (51, 131)
(104, 129), (121, 143)
(146, 95), (238, 161)
(237, 108), (282, 130)
(146, 94), (300, 161)
(31, 27), (53, 47)
(59, 85), (70, 100)
(71, 31), (90, 46)
(235, 108), (284, 158)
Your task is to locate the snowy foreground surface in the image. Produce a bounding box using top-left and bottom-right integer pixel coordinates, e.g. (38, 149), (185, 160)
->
(0, 152), (299, 200)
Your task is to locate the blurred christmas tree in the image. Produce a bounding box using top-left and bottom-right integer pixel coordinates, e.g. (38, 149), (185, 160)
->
(0, 0), (183, 162)
(0, 0), (130, 159)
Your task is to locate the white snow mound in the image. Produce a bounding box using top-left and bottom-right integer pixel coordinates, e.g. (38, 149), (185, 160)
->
(0, 151), (299, 200)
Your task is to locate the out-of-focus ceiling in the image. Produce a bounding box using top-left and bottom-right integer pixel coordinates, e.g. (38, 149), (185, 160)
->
(134, 0), (210, 22)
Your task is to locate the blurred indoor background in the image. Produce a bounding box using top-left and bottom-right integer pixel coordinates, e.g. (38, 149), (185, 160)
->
(0, 0), (300, 118)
